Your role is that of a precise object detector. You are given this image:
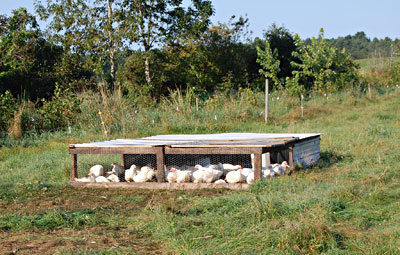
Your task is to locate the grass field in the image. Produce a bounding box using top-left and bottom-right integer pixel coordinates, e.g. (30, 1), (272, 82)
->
(0, 87), (399, 254)
(356, 57), (399, 74)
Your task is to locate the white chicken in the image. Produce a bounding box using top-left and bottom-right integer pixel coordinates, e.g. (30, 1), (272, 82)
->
(221, 163), (242, 177)
(125, 165), (137, 182)
(222, 163), (242, 170)
(192, 165), (222, 183)
(176, 170), (192, 183)
(280, 161), (291, 175)
(133, 166), (155, 183)
(89, 173), (110, 182)
(271, 163), (284, 176)
(246, 172), (255, 184)
(240, 168), (253, 178)
(107, 174), (120, 182)
(226, 170), (246, 184)
(74, 177), (91, 182)
(95, 176), (110, 182)
(89, 164), (104, 177)
(214, 179), (226, 184)
(165, 167), (178, 183)
(262, 168), (275, 178)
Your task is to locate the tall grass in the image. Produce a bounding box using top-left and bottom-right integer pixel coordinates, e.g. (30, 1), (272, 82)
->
(71, 85), (399, 140)
(0, 86), (399, 254)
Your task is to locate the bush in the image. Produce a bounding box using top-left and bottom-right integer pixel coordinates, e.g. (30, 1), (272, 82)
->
(0, 91), (16, 133)
(39, 85), (82, 131)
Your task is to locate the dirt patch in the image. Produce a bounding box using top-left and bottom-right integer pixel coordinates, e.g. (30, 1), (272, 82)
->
(0, 227), (163, 255)
(0, 186), (230, 254)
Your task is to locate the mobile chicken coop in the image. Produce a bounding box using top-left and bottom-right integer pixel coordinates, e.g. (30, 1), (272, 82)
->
(68, 133), (320, 189)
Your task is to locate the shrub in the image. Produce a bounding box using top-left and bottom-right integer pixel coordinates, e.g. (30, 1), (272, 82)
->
(0, 91), (16, 133)
(39, 85), (82, 131)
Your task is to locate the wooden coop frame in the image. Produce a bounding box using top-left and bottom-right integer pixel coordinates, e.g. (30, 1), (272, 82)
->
(68, 133), (320, 190)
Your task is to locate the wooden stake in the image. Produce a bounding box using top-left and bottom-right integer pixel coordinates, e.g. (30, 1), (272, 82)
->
(196, 98), (199, 111)
(368, 84), (371, 99)
(71, 154), (78, 180)
(265, 79), (269, 122)
(301, 94), (304, 118)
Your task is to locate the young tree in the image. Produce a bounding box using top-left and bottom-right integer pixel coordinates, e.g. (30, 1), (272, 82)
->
(291, 28), (358, 93)
(263, 23), (298, 79)
(256, 40), (282, 90)
(35, 0), (121, 89)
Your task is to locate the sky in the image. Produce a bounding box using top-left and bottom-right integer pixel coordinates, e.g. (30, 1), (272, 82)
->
(2, 0), (399, 40)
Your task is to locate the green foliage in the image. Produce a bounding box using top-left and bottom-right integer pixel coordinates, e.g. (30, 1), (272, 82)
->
(0, 91), (15, 132)
(292, 29), (359, 93)
(326, 31), (398, 59)
(0, 8), (63, 99)
(262, 23), (299, 79)
(39, 85), (82, 130)
(119, 0), (214, 90)
(257, 40), (282, 89)
(35, 0), (123, 89)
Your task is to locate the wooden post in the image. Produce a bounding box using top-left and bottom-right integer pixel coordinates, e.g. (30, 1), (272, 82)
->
(121, 154), (126, 169)
(300, 94), (304, 118)
(71, 154), (78, 179)
(368, 84), (371, 99)
(254, 153), (262, 181)
(156, 147), (165, 183)
(288, 146), (294, 171)
(196, 98), (199, 111)
(265, 79), (269, 122)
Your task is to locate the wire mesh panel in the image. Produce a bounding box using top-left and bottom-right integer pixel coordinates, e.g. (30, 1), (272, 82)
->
(77, 154), (121, 178)
(165, 154), (252, 168)
(123, 154), (157, 169)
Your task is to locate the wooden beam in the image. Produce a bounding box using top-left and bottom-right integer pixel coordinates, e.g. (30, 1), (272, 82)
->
(71, 154), (78, 180)
(288, 146), (294, 170)
(68, 180), (249, 190)
(165, 147), (263, 155)
(121, 154), (126, 169)
(156, 147), (165, 183)
(253, 153), (262, 181)
(69, 147), (159, 155)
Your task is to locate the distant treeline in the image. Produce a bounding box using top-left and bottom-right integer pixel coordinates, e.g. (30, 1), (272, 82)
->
(318, 32), (398, 60)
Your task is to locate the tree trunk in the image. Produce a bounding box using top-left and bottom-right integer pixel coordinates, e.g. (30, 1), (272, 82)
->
(108, 0), (116, 90)
(144, 56), (151, 86)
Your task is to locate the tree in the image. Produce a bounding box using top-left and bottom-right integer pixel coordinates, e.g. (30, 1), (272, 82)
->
(262, 24), (298, 79)
(120, 0), (213, 90)
(35, 0), (121, 88)
(291, 29), (358, 93)
(256, 40), (282, 90)
(0, 8), (62, 99)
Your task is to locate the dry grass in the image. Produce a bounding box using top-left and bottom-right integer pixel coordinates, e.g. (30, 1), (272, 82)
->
(8, 103), (24, 140)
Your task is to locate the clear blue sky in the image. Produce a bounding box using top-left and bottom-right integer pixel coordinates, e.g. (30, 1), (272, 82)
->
(2, 0), (399, 39)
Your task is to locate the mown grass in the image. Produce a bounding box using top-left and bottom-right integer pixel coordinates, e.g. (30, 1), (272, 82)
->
(0, 87), (399, 254)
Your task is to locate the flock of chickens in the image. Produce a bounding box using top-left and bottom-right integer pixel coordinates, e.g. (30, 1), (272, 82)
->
(75, 161), (291, 184)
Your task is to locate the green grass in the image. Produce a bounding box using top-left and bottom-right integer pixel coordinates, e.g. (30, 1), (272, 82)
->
(0, 87), (399, 254)
(356, 56), (399, 74)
